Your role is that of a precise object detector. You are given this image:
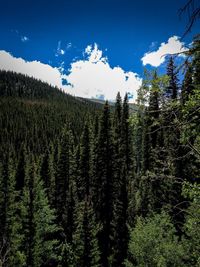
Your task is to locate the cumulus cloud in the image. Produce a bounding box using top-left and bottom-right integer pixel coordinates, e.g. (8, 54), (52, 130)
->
(65, 44), (142, 102)
(0, 50), (65, 88)
(141, 36), (188, 67)
(0, 44), (142, 102)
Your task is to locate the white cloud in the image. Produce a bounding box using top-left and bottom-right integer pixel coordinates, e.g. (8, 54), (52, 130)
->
(0, 50), (65, 88)
(65, 43), (142, 102)
(0, 44), (142, 102)
(141, 36), (188, 67)
(55, 41), (65, 57)
(21, 36), (29, 42)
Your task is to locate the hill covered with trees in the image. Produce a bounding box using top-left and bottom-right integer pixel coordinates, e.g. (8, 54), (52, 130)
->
(0, 35), (200, 267)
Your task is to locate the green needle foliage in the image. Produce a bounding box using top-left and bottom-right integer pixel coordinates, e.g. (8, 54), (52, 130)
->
(0, 35), (199, 267)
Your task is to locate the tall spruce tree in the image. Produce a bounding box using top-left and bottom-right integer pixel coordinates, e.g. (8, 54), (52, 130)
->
(21, 160), (59, 267)
(40, 143), (56, 208)
(1, 155), (25, 266)
(93, 101), (114, 267)
(181, 63), (194, 104)
(56, 125), (75, 243)
(148, 71), (160, 149)
(73, 199), (100, 267)
(166, 56), (179, 100)
(110, 93), (129, 267)
(110, 166), (128, 267)
(112, 92), (123, 199)
(192, 34), (200, 88)
(77, 123), (91, 201)
(15, 147), (27, 191)
(122, 93), (132, 172)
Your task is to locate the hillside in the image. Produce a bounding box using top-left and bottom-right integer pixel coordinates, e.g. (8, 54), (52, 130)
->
(0, 70), (102, 157)
(0, 35), (200, 267)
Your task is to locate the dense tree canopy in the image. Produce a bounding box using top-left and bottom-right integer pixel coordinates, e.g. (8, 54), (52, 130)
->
(0, 35), (199, 266)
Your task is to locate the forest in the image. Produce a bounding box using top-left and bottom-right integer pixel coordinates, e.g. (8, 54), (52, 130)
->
(0, 34), (200, 266)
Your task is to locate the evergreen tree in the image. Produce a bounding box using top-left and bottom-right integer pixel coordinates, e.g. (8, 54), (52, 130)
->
(15, 147), (27, 191)
(40, 143), (56, 208)
(56, 125), (75, 243)
(148, 71), (160, 148)
(166, 56), (179, 100)
(1, 155), (25, 266)
(122, 93), (132, 173)
(192, 34), (200, 88)
(110, 93), (129, 266)
(73, 199), (100, 267)
(112, 92), (123, 203)
(77, 123), (91, 201)
(93, 101), (114, 267)
(90, 115), (99, 204)
(21, 161), (59, 267)
(181, 63), (194, 104)
(110, 167), (128, 267)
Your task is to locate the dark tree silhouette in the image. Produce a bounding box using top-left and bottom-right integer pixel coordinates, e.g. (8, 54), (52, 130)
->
(179, 0), (200, 37)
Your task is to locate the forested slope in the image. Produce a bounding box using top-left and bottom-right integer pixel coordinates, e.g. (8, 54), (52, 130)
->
(0, 35), (200, 267)
(0, 70), (102, 157)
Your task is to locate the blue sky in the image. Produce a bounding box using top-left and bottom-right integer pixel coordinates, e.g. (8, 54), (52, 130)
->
(0, 0), (199, 101)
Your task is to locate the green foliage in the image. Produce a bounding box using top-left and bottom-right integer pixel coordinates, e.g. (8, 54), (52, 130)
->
(125, 212), (185, 267)
(32, 169), (59, 266)
(21, 162), (59, 267)
(93, 101), (114, 267)
(56, 126), (76, 243)
(0, 70), (101, 158)
(0, 35), (199, 266)
(166, 56), (179, 100)
(182, 182), (200, 266)
(3, 156), (26, 267)
(77, 123), (91, 201)
(73, 200), (101, 267)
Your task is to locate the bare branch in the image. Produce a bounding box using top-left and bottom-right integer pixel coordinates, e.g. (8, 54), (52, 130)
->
(179, 0), (200, 38)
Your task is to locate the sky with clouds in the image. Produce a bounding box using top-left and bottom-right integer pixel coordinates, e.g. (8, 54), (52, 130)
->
(0, 0), (199, 102)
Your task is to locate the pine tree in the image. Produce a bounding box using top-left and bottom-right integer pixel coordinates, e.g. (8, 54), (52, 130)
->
(122, 93), (132, 172)
(141, 110), (151, 174)
(73, 199), (100, 267)
(90, 116), (99, 205)
(148, 71), (160, 148)
(110, 93), (129, 266)
(74, 144), (81, 200)
(1, 155), (25, 266)
(121, 93), (134, 222)
(192, 34), (200, 88)
(15, 147), (27, 191)
(166, 56), (179, 100)
(56, 125), (75, 243)
(112, 92), (123, 200)
(40, 143), (56, 208)
(21, 160), (59, 267)
(181, 63), (194, 104)
(93, 101), (114, 267)
(137, 71), (182, 219)
(77, 123), (91, 201)
(110, 167), (128, 267)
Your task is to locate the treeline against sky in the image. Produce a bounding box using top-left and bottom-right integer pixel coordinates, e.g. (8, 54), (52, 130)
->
(0, 35), (200, 267)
